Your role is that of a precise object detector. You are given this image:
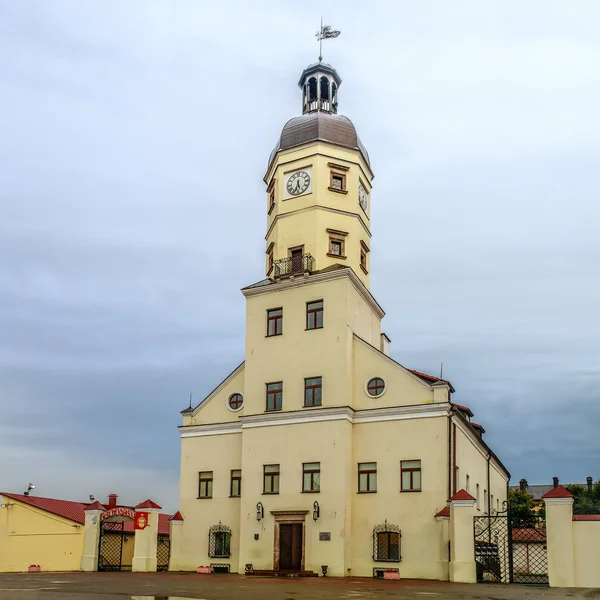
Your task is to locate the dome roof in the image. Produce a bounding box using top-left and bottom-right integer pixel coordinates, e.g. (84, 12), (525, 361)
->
(267, 112), (370, 174)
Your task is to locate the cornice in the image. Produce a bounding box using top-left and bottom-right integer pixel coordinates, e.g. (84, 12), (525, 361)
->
(179, 403), (452, 438)
(265, 204), (371, 241)
(264, 147), (374, 185)
(543, 497), (574, 506)
(241, 267), (385, 319)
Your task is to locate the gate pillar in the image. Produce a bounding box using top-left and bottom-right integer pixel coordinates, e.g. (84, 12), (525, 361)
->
(448, 489), (477, 583)
(132, 499), (162, 572)
(168, 511), (184, 571)
(81, 501), (105, 572)
(543, 486), (575, 588)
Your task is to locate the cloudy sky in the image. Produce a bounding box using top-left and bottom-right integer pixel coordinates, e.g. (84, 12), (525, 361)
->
(1, 1), (599, 511)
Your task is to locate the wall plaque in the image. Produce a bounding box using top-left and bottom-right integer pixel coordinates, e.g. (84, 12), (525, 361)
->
(319, 532), (331, 541)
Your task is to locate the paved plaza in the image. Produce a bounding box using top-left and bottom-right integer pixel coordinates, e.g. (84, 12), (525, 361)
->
(0, 573), (598, 600)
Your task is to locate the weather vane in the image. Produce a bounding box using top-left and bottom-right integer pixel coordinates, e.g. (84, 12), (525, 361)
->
(316, 18), (340, 62)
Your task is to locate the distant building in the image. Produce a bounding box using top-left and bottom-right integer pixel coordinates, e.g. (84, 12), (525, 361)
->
(510, 477), (595, 502)
(0, 492), (170, 572)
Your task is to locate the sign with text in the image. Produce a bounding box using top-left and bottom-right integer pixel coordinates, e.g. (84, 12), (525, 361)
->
(319, 532), (331, 541)
(101, 507), (135, 521)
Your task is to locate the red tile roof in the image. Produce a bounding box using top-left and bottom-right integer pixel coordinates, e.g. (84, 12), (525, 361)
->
(169, 511), (184, 521)
(135, 499), (162, 510)
(572, 515), (600, 521)
(1, 492), (87, 524)
(85, 500), (106, 511)
(471, 422), (486, 434)
(512, 527), (546, 542)
(542, 485), (574, 499)
(448, 489), (476, 502)
(0, 492), (171, 534)
(452, 403), (474, 417)
(435, 506), (450, 518)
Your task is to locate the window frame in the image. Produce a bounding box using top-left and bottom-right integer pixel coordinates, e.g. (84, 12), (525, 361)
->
(263, 464), (280, 495)
(230, 469), (241, 498)
(266, 307), (283, 337)
(208, 524), (232, 558)
(198, 471), (213, 499)
(358, 462), (377, 493)
(400, 460), (422, 492)
(227, 393), (244, 412)
(304, 376), (323, 407)
(365, 377), (386, 398)
(265, 381), (283, 412)
(373, 523), (401, 562)
(327, 237), (345, 259)
(302, 462), (321, 493)
(306, 300), (324, 330)
(266, 242), (274, 276)
(360, 241), (369, 274)
(329, 170), (348, 194)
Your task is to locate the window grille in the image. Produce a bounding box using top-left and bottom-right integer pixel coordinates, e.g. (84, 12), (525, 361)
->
(373, 521), (401, 562)
(208, 523), (232, 558)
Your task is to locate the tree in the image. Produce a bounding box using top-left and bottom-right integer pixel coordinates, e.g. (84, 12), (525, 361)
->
(565, 481), (600, 515)
(508, 488), (538, 526)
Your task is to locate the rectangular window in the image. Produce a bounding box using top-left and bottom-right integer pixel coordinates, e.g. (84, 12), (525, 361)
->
(360, 241), (370, 274)
(210, 530), (231, 558)
(466, 474), (470, 493)
(484, 489), (488, 513)
(329, 171), (347, 192)
(263, 464), (280, 494)
(302, 462), (320, 492)
(265, 382), (283, 411)
(198, 471), (213, 499)
(330, 239), (342, 255)
(230, 469), (241, 498)
(267, 247), (274, 273)
(306, 300), (324, 330)
(268, 189), (275, 214)
(497, 498), (500, 511)
(491, 494), (494, 512)
(400, 460), (422, 492)
(376, 531), (400, 561)
(476, 483), (480, 510)
(267, 308), (283, 336)
(358, 462), (377, 493)
(304, 376), (322, 407)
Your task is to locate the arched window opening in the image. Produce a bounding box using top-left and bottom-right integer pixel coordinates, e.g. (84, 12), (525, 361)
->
(320, 76), (330, 100)
(373, 521), (401, 562)
(308, 77), (318, 102)
(208, 523), (232, 558)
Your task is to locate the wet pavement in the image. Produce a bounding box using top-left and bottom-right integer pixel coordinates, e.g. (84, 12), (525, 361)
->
(0, 572), (597, 600)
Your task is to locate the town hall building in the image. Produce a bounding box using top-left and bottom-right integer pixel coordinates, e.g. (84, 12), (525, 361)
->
(171, 60), (509, 579)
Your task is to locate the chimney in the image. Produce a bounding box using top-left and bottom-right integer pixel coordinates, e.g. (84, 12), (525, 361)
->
(552, 476), (559, 488)
(587, 477), (593, 492)
(519, 478), (528, 492)
(107, 494), (118, 509)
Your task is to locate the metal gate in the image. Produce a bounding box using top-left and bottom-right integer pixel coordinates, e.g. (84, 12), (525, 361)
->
(474, 508), (548, 585)
(98, 520), (129, 572)
(157, 534), (170, 572)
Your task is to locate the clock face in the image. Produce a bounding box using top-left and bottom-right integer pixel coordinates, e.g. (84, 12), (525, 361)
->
(358, 183), (368, 211)
(287, 171), (311, 196)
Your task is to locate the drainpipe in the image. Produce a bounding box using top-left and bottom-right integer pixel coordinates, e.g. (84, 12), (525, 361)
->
(447, 407), (454, 500)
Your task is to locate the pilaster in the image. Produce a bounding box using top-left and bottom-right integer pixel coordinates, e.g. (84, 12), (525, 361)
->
(448, 490), (477, 583)
(80, 501), (105, 572)
(132, 499), (161, 572)
(543, 486), (575, 588)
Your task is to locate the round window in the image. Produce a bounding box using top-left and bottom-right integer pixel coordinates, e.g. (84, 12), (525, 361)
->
(366, 377), (386, 398)
(228, 393), (244, 411)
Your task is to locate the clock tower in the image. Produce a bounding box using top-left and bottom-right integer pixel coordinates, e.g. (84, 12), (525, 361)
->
(264, 62), (374, 289)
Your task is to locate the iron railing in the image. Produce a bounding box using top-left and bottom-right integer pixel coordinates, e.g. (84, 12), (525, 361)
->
(157, 534), (170, 572)
(372, 521), (401, 562)
(273, 253), (313, 278)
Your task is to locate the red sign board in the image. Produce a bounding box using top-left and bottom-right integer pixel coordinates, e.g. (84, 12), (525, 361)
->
(101, 507), (135, 521)
(134, 511), (150, 531)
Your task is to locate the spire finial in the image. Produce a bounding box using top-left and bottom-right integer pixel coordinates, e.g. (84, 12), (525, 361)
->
(316, 19), (340, 62)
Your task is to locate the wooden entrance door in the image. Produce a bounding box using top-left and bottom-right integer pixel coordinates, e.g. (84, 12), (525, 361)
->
(290, 248), (303, 273)
(279, 523), (303, 570)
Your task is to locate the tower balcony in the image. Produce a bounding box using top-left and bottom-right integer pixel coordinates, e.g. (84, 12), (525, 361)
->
(273, 253), (314, 278)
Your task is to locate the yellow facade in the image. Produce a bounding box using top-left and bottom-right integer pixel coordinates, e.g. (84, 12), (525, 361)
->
(0, 496), (84, 573)
(174, 61), (509, 579)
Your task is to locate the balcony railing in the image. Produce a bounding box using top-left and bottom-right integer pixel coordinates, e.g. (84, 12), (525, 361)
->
(273, 253), (313, 278)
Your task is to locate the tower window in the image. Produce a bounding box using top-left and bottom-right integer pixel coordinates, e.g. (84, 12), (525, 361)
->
(230, 469), (241, 497)
(304, 377), (322, 407)
(266, 244), (274, 275)
(329, 172), (347, 193)
(268, 189), (275, 214)
(267, 308), (283, 337)
(263, 464), (280, 494)
(358, 462), (377, 493)
(306, 300), (324, 330)
(360, 241), (370, 274)
(198, 471), (213, 499)
(266, 381), (283, 412)
(366, 377), (386, 398)
(328, 237), (345, 259)
(303, 462), (321, 492)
